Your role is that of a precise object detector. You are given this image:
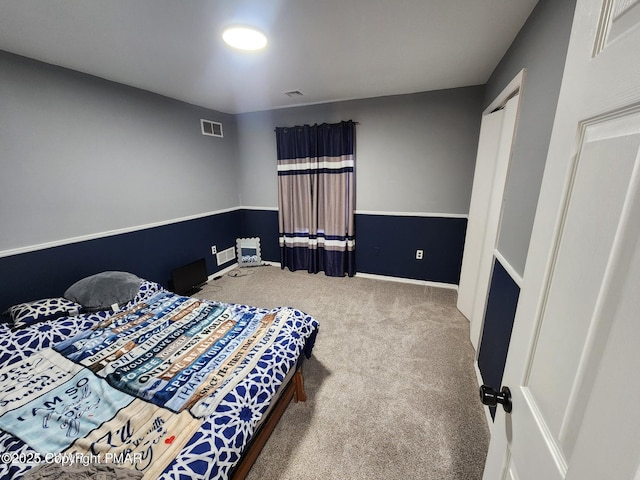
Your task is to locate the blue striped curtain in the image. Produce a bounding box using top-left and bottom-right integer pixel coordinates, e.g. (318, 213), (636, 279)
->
(276, 120), (356, 277)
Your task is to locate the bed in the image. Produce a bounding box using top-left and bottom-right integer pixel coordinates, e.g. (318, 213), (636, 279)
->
(0, 272), (319, 479)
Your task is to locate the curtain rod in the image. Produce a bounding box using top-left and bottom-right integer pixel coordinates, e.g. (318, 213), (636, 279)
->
(274, 121), (360, 132)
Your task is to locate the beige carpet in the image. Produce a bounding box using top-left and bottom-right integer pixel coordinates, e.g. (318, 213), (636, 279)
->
(197, 265), (490, 480)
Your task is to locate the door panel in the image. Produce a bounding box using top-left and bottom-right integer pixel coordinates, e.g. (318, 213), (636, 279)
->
(606, 0), (640, 46)
(565, 174), (640, 479)
(526, 128), (640, 442)
(483, 0), (640, 478)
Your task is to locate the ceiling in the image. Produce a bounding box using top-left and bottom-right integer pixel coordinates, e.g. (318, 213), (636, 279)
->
(0, 0), (539, 114)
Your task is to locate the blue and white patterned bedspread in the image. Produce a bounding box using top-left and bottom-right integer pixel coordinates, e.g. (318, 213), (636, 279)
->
(0, 281), (318, 479)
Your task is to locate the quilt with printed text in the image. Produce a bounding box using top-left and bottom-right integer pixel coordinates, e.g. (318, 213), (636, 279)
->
(0, 281), (319, 480)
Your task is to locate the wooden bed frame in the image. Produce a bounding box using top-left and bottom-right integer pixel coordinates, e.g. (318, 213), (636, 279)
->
(230, 367), (307, 479)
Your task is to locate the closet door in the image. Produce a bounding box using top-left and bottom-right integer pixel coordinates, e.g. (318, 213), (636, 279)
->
(458, 94), (519, 351)
(457, 108), (504, 321)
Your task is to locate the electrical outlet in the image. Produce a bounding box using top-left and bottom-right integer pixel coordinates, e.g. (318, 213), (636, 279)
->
(416, 249), (424, 260)
(211, 245), (217, 255)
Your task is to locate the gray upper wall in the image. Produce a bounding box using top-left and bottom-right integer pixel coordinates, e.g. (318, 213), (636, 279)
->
(484, 0), (577, 276)
(2, 0), (574, 268)
(236, 86), (485, 214)
(1, 46), (483, 257)
(0, 50), (239, 253)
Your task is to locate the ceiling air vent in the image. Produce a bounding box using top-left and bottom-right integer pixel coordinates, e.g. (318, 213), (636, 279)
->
(201, 119), (223, 137)
(284, 90), (304, 97)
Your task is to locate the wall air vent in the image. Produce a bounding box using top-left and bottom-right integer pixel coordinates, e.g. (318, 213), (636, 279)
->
(216, 247), (236, 266)
(201, 119), (223, 137)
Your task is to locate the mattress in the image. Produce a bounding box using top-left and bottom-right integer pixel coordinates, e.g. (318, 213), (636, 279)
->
(0, 279), (318, 479)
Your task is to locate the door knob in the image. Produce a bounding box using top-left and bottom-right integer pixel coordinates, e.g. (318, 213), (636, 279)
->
(479, 385), (512, 413)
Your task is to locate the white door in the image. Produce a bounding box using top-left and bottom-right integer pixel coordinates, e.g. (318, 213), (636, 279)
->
(458, 92), (520, 351)
(457, 108), (505, 320)
(483, 0), (640, 479)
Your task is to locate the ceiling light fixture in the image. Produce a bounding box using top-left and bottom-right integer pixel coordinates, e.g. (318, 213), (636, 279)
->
(222, 27), (267, 51)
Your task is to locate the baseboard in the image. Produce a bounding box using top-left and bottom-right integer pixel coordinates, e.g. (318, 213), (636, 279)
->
(207, 262), (239, 280)
(259, 262), (458, 289)
(355, 272), (458, 290)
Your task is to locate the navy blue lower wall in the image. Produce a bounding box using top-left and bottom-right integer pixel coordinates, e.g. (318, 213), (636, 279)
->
(0, 210), (242, 313)
(1, 209), (468, 313)
(241, 209), (467, 285)
(240, 209), (280, 262)
(356, 214), (467, 284)
(477, 257), (521, 419)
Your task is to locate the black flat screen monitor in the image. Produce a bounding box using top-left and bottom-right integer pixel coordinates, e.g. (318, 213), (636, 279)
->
(171, 258), (207, 295)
